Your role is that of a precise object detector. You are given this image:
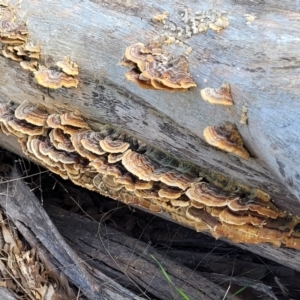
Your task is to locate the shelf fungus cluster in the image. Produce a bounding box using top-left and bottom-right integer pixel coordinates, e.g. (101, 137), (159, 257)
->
(121, 42), (197, 91)
(0, 3), (79, 88)
(204, 122), (250, 160)
(1, 100), (300, 251)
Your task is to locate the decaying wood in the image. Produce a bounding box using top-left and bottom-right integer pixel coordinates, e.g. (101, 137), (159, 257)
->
(0, 166), (145, 300)
(0, 165), (233, 300)
(0, 0), (299, 212)
(0, 0), (300, 284)
(45, 205), (232, 300)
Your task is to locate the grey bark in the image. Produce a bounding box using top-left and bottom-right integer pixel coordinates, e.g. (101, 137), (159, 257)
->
(0, 0), (300, 285)
(0, 0), (299, 212)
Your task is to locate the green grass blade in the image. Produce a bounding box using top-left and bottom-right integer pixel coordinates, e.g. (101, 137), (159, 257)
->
(176, 288), (190, 300)
(150, 254), (190, 300)
(150, 254), (172, 283)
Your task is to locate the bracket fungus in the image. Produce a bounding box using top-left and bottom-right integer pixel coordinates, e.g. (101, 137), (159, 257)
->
(0, 3), (80, 91)
(34, 66), (79, 89)
(0, 23), (28, 45)
(121, 42), (197, 91)
(2, 44), (22, 61)
(200, 82), (233, 105)
(14, 42), (41, 59)
(14, 100), (47, 126)
(1, 100), (300, 251)
(203, 122), (250, 160)
(186, 182), (238, 207)
(56, 56), (79, 76)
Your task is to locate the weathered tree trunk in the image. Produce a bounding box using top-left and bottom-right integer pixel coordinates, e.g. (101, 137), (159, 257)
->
(1, 0), (300, 294)
(1, 0), (299, 211)
(0, 165), (232, 300)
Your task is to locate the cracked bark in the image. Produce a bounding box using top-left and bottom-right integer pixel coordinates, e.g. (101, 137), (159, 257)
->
(0, 0), (300, 296)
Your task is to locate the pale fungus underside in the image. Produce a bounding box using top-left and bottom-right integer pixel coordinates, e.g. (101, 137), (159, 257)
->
(0, 4), (79, 89)
(1, 100), (300, 251)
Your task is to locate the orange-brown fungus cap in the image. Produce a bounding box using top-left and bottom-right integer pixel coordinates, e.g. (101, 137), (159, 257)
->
(236, 223), (287, 241)
(186, 182), (238, 207)
(30, 138), (65, 172)
(158, 186), (183, 199)
(14, 100), (48, 126)
(8, 118), (44, 136)
(34, 66), (79, 89)
(102, 175), (124, 191)
(99, 136), (130, 153)
(14, 42), (40, 59)
(118, 192), (139, 205)
(135, 188), (160, 199)
(157, 57), (197, 89)
(123, 42), (149, 69)
(1, 122), (25, 138)
(97, 164), (123, 178)
(0, 122), (10, 136)
(200, 82), (233, 105)
(172, 212), (201, 228)
(107, 152), (127, 164)
(114, 173), (134, 185)
(282, 232), (300, 250)
(50, 128), (75, 152)
(213, 224), (281, 246)
(170, 195), (190, 207)
(228, 197), (279, 219)
(158, 170), (196, 190)
(190, 200), (205, 209)
(47, 113), (63, 129)
(186, 206), (220, 230)
(88, 157), (107, 170)
(71, 131), (99, 161)
(125, 69), (155, 90)
(40, 138), (81, 164)
(121, 42), (197, 91)
(122, 149), (156, 181)
(203, 122), (250, 160)
(134, 180), (154, 190)
(218, 207), (266, 226)
(60, 111), (89, 129)
(80, 131), (105, 155)
(0, 23), (28, 45)
(138, 198), (162, 213)
(56, 56), (79, 76)
(159, 201), (180, 213)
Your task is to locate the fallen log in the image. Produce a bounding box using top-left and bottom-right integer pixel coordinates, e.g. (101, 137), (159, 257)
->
(0, 166), (147, 299)
(0, 0), (300, 280)
(0, 165), (232, 299)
